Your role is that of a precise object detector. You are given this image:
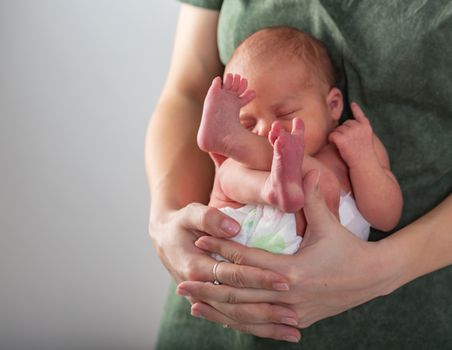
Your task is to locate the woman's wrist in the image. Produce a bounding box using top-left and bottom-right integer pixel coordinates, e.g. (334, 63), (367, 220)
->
(364, 195), (452, 298)
(372, 221), (426, 297)
(370, 239), (404, 297)
(149, 197), (177, 224)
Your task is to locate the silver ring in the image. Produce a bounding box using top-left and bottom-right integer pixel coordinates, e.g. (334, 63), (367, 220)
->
(212, 261), (224, 285)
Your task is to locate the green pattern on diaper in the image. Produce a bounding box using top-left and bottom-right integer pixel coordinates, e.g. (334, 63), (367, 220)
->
(250, 233), (286, 254)
(243, 219), (254, 232)
(242, 209), (257, 233)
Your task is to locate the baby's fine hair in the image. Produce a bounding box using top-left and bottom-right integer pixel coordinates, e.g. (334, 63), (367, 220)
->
(230, 26), (337, 88)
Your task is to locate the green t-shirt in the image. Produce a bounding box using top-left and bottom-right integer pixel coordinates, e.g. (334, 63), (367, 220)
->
(157, 1), (452, 349)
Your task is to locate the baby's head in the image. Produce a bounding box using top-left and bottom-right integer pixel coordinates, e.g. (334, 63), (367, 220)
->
(226, 26), (343, 155)
(227, 26), (337, 92)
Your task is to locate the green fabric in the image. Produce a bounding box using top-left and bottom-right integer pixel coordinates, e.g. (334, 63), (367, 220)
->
(158, 274), (452, 349)
(160, 0), (452, 348)
(179, 0), (222, 10)
(216, 0), (452, 242)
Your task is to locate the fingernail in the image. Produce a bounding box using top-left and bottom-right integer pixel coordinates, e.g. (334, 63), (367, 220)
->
(221, 219), (240, 235)
(273, 282), (290, 291)
(195, 239), (208, 250)
(176, 288), (191, 297)
(281, 317), (298, 326)
(191, 308), (203, 318)
(283, 335), (300, 343)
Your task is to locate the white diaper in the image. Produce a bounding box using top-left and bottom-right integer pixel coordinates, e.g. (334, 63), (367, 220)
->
(219, 192), (370, 255)
(220, 204), (301, 255)
(338, 191), (370, 241)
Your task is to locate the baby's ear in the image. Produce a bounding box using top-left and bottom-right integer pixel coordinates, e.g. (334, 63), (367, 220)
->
(326, 87), (343, 121)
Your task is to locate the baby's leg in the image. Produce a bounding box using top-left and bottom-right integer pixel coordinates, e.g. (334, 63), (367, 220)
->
(218, 118), (305, 213)
(262, 118), (305, 212)
(197, 74), (272, 170)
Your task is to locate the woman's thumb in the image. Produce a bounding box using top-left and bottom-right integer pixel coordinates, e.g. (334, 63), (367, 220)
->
(303, 170), (336, 232)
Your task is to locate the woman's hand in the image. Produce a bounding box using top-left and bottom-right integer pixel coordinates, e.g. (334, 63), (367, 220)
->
(149, 202), (295, 291)
(177, 171), (398, 342)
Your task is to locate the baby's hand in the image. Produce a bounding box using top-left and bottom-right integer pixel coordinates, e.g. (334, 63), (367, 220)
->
(328, 102), (374, 169)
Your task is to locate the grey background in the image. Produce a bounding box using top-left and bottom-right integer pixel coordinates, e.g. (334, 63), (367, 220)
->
(0, 1), (179, 349)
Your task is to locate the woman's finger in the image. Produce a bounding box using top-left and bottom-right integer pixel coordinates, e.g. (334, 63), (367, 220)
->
(209, 300), (298, 326)
(191, 302), (301, 343)
(177, 281), (284, 304)
(181, 203), (241, 238)
(182, 252), (289, 290)
(175, 204), (291, 288)
(172, 203), (290, 287)
(195, 235), (292, 270)
(210, 260), (290, 290)
(231, 322), (301, 343)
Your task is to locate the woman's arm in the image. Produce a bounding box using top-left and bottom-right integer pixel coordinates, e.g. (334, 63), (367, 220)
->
(146, 4), (292, 292)
(381, 193), (452, 291)
(178, 170), (451, 341)
(146, 4), (222, 215)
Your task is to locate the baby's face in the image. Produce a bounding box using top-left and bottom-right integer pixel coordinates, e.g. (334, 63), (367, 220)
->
(227, 55), (340, 155)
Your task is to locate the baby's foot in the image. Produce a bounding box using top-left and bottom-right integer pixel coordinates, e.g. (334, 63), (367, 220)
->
(263, 118), (305, 213)
(197, 73), (256, 156)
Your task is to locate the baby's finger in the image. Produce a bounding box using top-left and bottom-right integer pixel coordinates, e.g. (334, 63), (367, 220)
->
(342, 120), (357, 128)
(329, 128), (344, 140)
(351, 102), (369, 124)
(328, 131), (347, 148)
(328, 132), (336, 144)
(191, 302), (301, 343)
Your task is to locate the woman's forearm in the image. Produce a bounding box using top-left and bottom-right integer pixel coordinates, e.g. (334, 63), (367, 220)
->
(145, 4), (223, 219)
(380, 194), (452, 295)
(145, 94), (214, 219)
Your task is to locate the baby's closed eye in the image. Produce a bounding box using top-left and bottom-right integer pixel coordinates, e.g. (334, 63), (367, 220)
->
(277, 109), (301, 120)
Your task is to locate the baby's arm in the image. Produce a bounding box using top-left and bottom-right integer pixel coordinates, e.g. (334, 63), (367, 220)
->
(329, 103), (403, 231)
